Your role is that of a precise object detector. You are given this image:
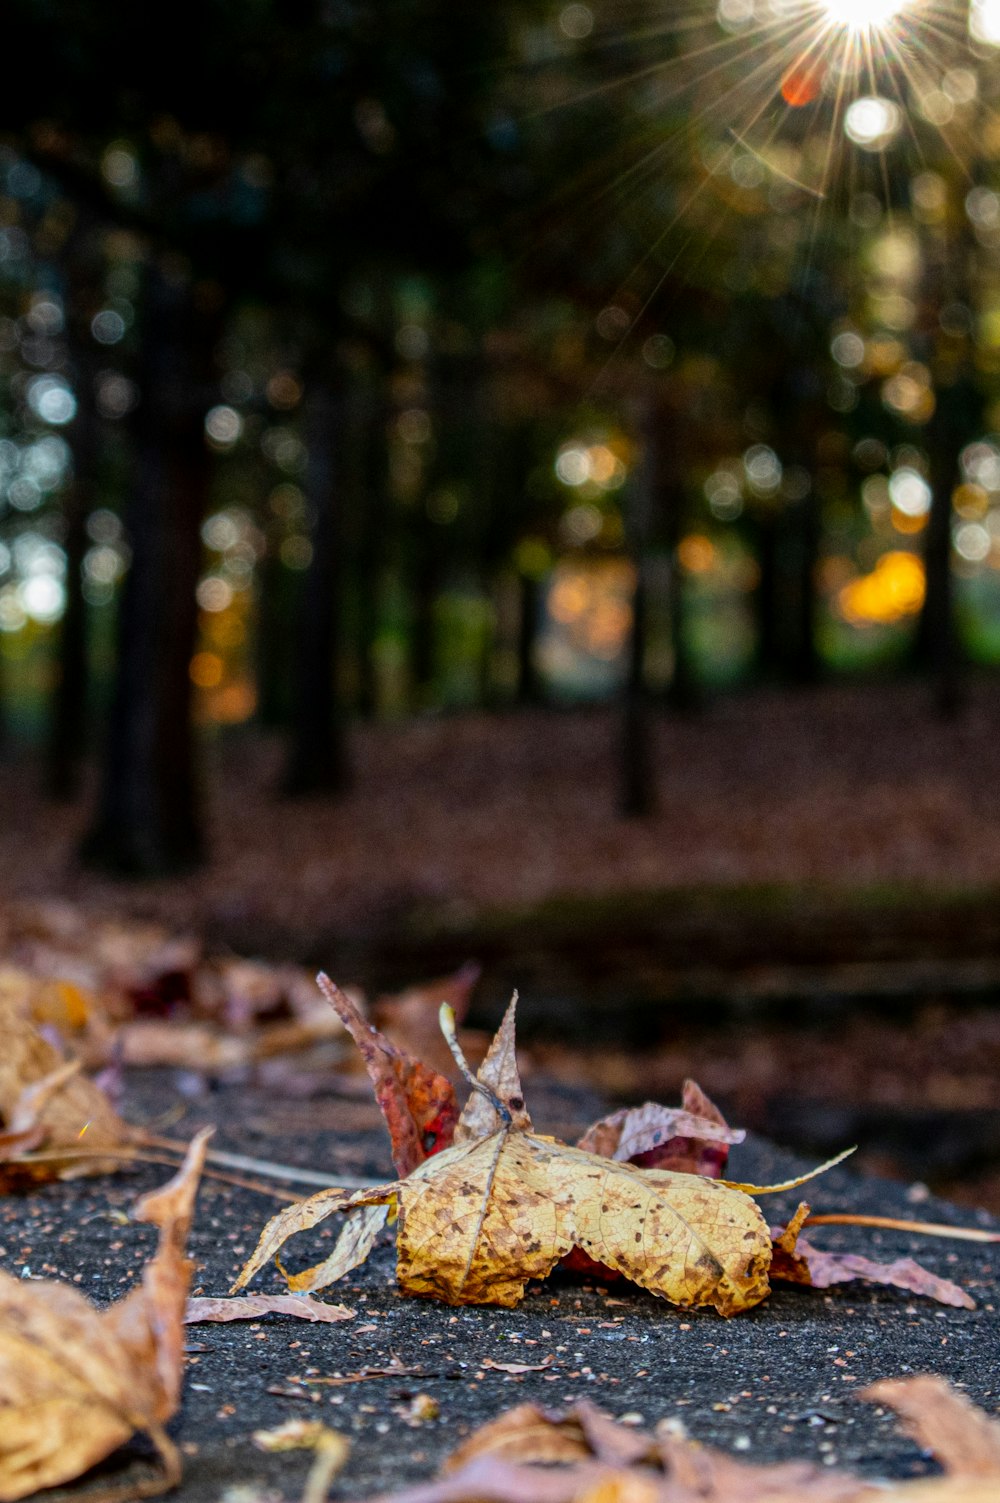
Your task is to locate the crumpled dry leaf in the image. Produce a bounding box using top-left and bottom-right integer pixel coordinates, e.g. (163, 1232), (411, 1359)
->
(234, 1125), (776, 1311)
(0, 1000), (137, 1185)
(576, 1081), (744, 1176)
(770, 1203), (975, 1310)
(360, 1381), (1000, 1503)
(317, 974), (458, 1176)
(0, 1129), (210, 1502)
(185, 1294), (355, 1324)
(238, 986), (973, 1314)
(361, 1396), (864, 1503)
(566, 1082), (743, 1281)
(234, 995), (812, 1313)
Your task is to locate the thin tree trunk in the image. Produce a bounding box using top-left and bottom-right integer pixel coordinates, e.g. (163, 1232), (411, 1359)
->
(254, 531), (289, 728)
(753, 511), (782, 679)
(913, 198), (981, 717)
(48, 346), (101, 799)
(81, 262), (216, 874)
(283, 380), (350, 795)
(516, 573), (543, 703)
(356, 384), (389, 718)
(620, 555), (655, 817)
(410, 549), (439, 709)
(916, 375), (978, 717)
(647, 398), (699, 710)
(788, 487), (821, 686)
(48, 211), (102, 798)
(619, 396), (657, 818)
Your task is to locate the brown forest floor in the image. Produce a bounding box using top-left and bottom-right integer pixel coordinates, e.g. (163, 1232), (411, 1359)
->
(5, 677), (1000, 1206)
(5, 677), (1000, 940)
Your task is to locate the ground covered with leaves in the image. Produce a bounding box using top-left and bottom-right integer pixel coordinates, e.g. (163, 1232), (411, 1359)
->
(4, 683), (1000, 955)
(3, 1066), (998, 1503)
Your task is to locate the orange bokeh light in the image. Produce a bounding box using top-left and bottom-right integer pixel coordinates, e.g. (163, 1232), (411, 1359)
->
(781, 59), (825, 107)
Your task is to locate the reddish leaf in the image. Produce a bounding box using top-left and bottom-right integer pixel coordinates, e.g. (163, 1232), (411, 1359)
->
(770, 1203), (975, 1309)
(317, 974), (457, 1176)
(575, 1080), (743, 1176)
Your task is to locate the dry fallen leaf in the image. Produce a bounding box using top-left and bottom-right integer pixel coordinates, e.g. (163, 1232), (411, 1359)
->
(769, 1203), (975, 1310)
(237, 987), (975, 1314)
(234, 995), (853, 1312)
(576, 1081), (744, 1176)
(357, 1379), (1000, 1503)
(0, 998), (138, 1185)
(0, 1129), (210, 1501)
(566, 1082), (743, 1279)
(185, 1294), (355, 1324)
(317, 975), (458, 1176)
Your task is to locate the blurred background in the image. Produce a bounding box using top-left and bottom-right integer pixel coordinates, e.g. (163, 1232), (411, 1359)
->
(1, 0), (1000, 1202)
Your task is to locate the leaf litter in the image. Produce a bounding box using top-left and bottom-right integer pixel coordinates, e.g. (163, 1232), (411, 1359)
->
(0, 1128), (210, 1501)
(357, 1378), (1000, 1503)
(0, 953), (997, 1503)
(235, 981), (978, 1312)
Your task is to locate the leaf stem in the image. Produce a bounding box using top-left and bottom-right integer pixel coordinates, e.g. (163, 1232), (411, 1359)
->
(804, 1212), (1000, 1243)
(438, 1003), (511, 1125)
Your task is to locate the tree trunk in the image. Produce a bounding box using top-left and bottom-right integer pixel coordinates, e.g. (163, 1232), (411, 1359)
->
(47, 468), (92, 799)
(47, 211), (102, 799)
(620, 555), (656, 817)
(619, 396), (657, 818)
(515, 572), (543, 703)
(753, 511), (782, 679)
(915, 374), (979, 717)
(254, 530), (290, 728)
(788, 487), (821, 686)
(81, 262), (217, 874)
(48, 335), (103, 799)
(355, 383), (389, 718)
(647, 398), (699, 710)
(410, 548), (440, 709)
(283, 380), (350, 795)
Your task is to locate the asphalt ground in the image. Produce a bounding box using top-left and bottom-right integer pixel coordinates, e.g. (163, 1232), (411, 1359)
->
(3, 1070), (999, 1502)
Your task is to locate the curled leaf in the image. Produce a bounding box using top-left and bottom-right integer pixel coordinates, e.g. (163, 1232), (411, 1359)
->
(317, 974), (457, 1175)
(0, 1002), (136, 1185)
(237, 1128), (772, 1313)
(575, 1085), (743, 1177)
(0, 1129), (210, 1501)
(185, 1294), (355, 1324)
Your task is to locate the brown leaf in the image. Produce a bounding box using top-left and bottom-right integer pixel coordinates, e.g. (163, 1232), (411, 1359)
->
(317, 974), (458, 1175)
(771, 1205), (975, 1310)
(481, 1356), (555, 1374)
(0, 1002), (136, 1184)
(0, 1129), (209, 1501)
(444, 1403), (593, 1469)
(862, 1376), (1000, 1479)
(363, 1399), (866, 1503)
(185, 1294), (355, 1324)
